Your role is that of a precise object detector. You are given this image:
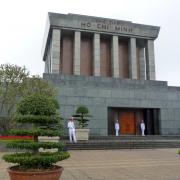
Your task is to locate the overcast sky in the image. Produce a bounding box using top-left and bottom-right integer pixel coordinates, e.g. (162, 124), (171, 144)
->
(0, 0), (180, 86)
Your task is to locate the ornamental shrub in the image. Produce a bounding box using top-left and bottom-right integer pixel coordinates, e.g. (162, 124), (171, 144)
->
(73, 105), (91, 128)
(3, 94), (70, 170)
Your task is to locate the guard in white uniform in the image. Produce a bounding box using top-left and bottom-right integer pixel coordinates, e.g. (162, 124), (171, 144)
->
(67, 117), (77, 143)
(115, 120), (120, 136)
(140, 120), (145, 136)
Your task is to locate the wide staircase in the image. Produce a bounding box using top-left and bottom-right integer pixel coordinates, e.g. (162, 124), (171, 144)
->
(1, 135), (180, 151)
(64, 135), (180, 150)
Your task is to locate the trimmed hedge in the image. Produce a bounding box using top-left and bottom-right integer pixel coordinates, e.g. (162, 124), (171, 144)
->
(0, 139), (32, 143)
(0, 136), (33, 140)
(14, 115), (60, 124)
(9, 129), (63, 136)
(6, 141), (65, 150)
(73, 105), (91, 128)
(16, 94), (56, 116)
(2, 94), (70, 169)
(3, 152), (70, 169)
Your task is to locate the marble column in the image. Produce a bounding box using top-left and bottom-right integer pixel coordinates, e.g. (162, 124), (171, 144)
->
(93, 33), (100, 76)
(145, 40), (156, 80)
(50, 28), (61, 74)
(129, 37), (137, 79)
(139, 47), (146, 80)
(73, 31), (81, 75)
(111, 35), (119, 78)
(44, 48), (48, 73)
(44, 45), (51, 73)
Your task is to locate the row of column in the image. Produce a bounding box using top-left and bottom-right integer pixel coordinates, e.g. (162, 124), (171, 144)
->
(49, 28), (156, 80)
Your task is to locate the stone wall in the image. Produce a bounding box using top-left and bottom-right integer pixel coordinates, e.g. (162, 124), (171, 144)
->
(44, 73), (180, 135)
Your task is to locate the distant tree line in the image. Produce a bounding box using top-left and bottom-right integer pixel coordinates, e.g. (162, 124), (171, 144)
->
(0, 63), (56, 135)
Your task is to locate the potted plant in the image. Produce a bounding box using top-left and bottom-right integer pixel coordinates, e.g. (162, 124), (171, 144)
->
(73, 105), (91, 141)
(2, 94), (70, 180)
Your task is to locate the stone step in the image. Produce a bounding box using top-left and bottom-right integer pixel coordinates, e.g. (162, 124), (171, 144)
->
(1, 136), (180, 152)
(66, 142), (180, 150)
(64, 135), (180, 150)
(89, 135), (180, 140)
(62, 135), (180, 140)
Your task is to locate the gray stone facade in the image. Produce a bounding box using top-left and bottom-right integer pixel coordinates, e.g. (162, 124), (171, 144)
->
(42, 13), (160, 81)
(42, 13), (180, 136)
(44, 73), (180, 135)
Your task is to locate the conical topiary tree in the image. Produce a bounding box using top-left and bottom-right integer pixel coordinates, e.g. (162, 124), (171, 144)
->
(3, 94), (70, 172)
(73, 105), (91, 128)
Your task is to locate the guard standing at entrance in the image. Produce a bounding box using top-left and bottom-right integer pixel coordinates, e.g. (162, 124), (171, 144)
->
(115, 120), (120, 136)
(67, 117), (77, 143)
(140, 120), (145, 136)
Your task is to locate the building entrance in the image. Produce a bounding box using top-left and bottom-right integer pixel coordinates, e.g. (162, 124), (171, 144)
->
(120, 112), (136, 135)
(108, 107), (160, 136)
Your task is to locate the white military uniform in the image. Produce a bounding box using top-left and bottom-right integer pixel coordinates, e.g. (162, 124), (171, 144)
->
(115, 121), (120, 136)
(68, 120), (77, 143)
(140, 121), (145, 136)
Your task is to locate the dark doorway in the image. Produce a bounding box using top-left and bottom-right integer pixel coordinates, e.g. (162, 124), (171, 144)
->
(144, 109), (160, 135)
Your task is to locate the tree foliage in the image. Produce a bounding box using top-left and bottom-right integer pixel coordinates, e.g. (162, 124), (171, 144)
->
(17, 94), (57, 115)
(22, 75), (56, 98)
(73, 105), (91, 128)
(0, 64), (56, 135)
(3, 94), (70, 169)
(0, 64), (29, 134)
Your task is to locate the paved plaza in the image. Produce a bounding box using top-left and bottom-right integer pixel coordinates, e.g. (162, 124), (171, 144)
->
(1, 149), (180, 180)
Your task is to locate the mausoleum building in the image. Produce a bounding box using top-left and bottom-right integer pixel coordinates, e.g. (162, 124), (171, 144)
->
(42, 12), (180, 135)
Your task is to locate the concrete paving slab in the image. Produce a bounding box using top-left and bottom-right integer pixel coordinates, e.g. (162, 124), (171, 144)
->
(0, 149), (180, 180)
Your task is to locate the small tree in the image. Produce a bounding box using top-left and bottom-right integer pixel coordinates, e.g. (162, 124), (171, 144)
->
(23, 75), (57, 98)
(0, 64), (29, 134)
(0, 64), (57, 134)
(3, 94), (70, 170)
(73, 105), (91, 128)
